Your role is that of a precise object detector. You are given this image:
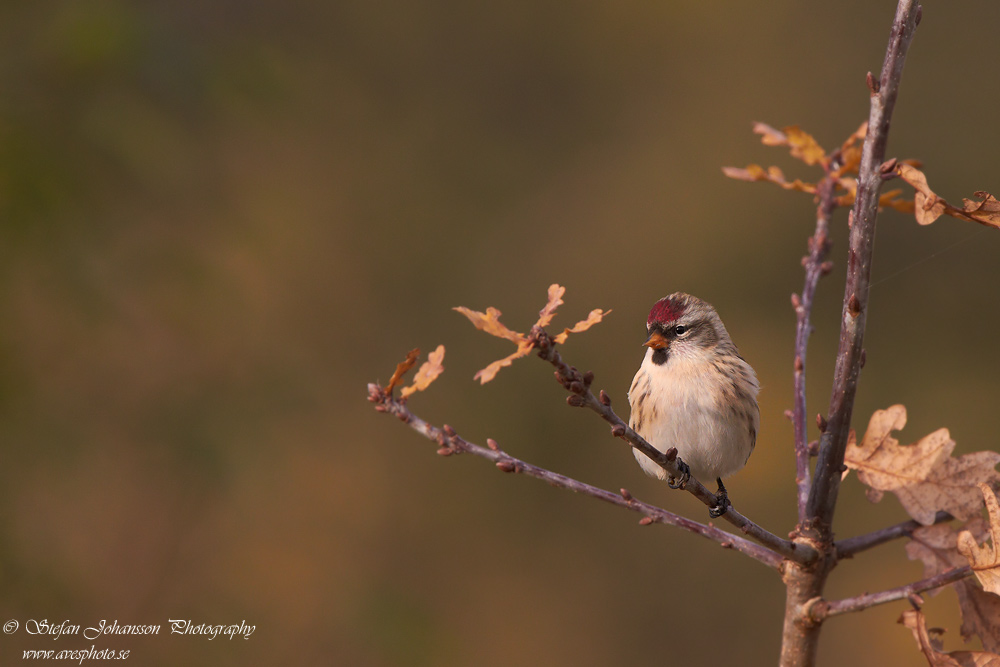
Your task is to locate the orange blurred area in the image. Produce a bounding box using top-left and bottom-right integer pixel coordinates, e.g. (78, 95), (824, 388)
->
(1, 2), (999, 665)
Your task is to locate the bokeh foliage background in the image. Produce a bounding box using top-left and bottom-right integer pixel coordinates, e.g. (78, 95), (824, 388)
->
(1, 2), (999, 665)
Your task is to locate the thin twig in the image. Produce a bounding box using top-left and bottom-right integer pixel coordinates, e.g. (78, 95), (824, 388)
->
(529, 327), (814, 566)
(809, 566), (971, 621)
(835, 511), (953, 560)
(791, 174), (838, 523)
(367, 384), (784, 569)
(805, 0), (922, 533)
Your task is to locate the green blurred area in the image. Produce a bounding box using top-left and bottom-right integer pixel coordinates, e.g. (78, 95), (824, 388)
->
(1, 2), (998, 665)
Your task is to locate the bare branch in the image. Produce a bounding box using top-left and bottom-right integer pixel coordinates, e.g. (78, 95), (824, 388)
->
(806, 0), (923, 533)
(809, 566), (972, 621)
(791, 174), (838, 523)
(528, 327), (815, 565)
(835, 511), (953, 560)
(367, 384), (784, 569)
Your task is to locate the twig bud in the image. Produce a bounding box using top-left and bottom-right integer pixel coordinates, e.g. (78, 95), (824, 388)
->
(436, 447), (453, 456)
(496, 460), (516, 473)
(791, 293), (801, 310)
(443, 424), (456, 437)
(784, 410), (794, 421)
(487, 438), (500, 451)
(620, 488), (633, 501)
(638, 516), (655, 526)
(794, 356), (804, 373)
(599, 390), (612, 406)
(611, 424), (626, 437)
(816, 414), (828, 433)
(908, 593), (924, 609)
(880, 157), (898, 174)
(866, 71), (881, 95)
(820, 261), (834, 276)
(664, 447), (678, 462)
(568, 381), (586, 395)
(566, 395), (586, 408)
(583, 371), (594, 387)
(848, 294), (861, 317)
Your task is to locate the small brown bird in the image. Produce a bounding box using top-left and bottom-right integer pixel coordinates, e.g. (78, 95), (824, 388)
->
(628, 293), (760, 517)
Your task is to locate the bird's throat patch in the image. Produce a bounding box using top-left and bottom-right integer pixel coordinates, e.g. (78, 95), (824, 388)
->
(651, 348), (669, 365)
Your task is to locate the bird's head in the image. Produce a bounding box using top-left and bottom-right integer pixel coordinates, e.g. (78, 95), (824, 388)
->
(644, 293), (732, 364)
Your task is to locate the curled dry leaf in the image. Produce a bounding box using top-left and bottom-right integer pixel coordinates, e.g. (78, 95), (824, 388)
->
(958, 484), (1000, 595)
(907, 520), (1000, 651)
(899, 609), (1000, 667)
(553, 308), (611, 344)
(722, 164), (816, 193)
(386, 348), (421, 395)
(400, 345), (445, 399)
(845, 405), (1000, 525)
(455, 284), (608, 383)
(896, 165), (1000, 230)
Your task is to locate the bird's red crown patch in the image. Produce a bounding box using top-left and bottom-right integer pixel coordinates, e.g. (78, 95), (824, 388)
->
(648, 298), (685, 326)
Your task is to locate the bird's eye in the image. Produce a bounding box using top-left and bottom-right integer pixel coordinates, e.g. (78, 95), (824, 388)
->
(674, 325), (689, 336)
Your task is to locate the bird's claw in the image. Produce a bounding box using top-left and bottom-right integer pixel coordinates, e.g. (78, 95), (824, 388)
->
(667, 460), (691, 490)
(709, 479), (730, 518)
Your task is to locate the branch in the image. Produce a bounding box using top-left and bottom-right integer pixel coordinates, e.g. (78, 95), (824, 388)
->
(529, 327), (816, 566)
(806, 0), (922, 532)
(808, 565), (972, 621)
(367, 384), (784, 569)
(835, 511), (953, 560)
(791, 174), (837, 523)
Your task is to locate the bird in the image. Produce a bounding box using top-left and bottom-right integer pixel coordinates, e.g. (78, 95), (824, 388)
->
(627, 293), (760, 518)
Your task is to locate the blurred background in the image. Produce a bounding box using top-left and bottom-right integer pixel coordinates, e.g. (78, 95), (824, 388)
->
(1, 1), (998, 665)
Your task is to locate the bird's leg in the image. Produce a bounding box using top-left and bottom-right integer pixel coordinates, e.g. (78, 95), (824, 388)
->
(709, 478), (730, 518)
(667, 459), (690, 490)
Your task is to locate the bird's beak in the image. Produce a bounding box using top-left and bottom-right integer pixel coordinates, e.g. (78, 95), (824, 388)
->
(643, 331), (669, 350)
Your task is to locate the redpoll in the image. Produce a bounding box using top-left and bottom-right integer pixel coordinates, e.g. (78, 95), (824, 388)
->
(628, 293), (760, 517)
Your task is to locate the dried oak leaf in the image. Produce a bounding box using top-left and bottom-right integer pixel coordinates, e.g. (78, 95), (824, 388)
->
(553, 308), (610, 344)
(751, 122), (827, 166)
(846, 405), (1000, 525)
(899, 609), (1000, 667)
(722, 164), (817, 193)
(386, 348), (420, 395)
(455, 284), (608, 384)
(896, 165), (1000, 230)
(958, 484), (1000, 595)
(400, 345), (445, 399)
(907, 520), (1000, 651)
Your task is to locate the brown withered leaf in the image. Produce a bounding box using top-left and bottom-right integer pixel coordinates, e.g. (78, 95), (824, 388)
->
(553, 309), (611, 344)
(386, 348), (420, 395)
(456, 284), (607, 384)
(722, 164), (817, 193)
(453, 306), (525, 344)
(958, 484), (1000, 595)
(898, 164), (948, 225)
(472, 342), (533, 385)
(959, 582), (1000, 652)
(899, 609), (1000, 667)
(400, 345), (445, 399)
(960, 192), (1000, 228)
(750, 122), (827, 166)
(896, 165), (1000, 230)
(906, 520), (1000, 651)
(846, 406), (1000, 525)
(536, 284), (565, 329)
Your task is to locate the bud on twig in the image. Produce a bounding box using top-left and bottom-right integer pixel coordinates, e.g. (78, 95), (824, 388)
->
(611, 424), (626, 437)
(566, 395), (586, 408)
(784, 410), (794, 421)
(599, 390), (612, 406)
(820, 261), (834, 276)
(620, 488), (633, 501)
(795, 356), (804, 373)
(638, 516), (655, 526)
(583, 371), (594, 387)
(496, 460), (516, 473)
(568, 381), (585, 395)
(866, 71), (881, 95)
(664, 447), (678, 462)
(487, 438), (500, 451)
(848, 294), (861, 317)
(816, 414), (828, 433)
